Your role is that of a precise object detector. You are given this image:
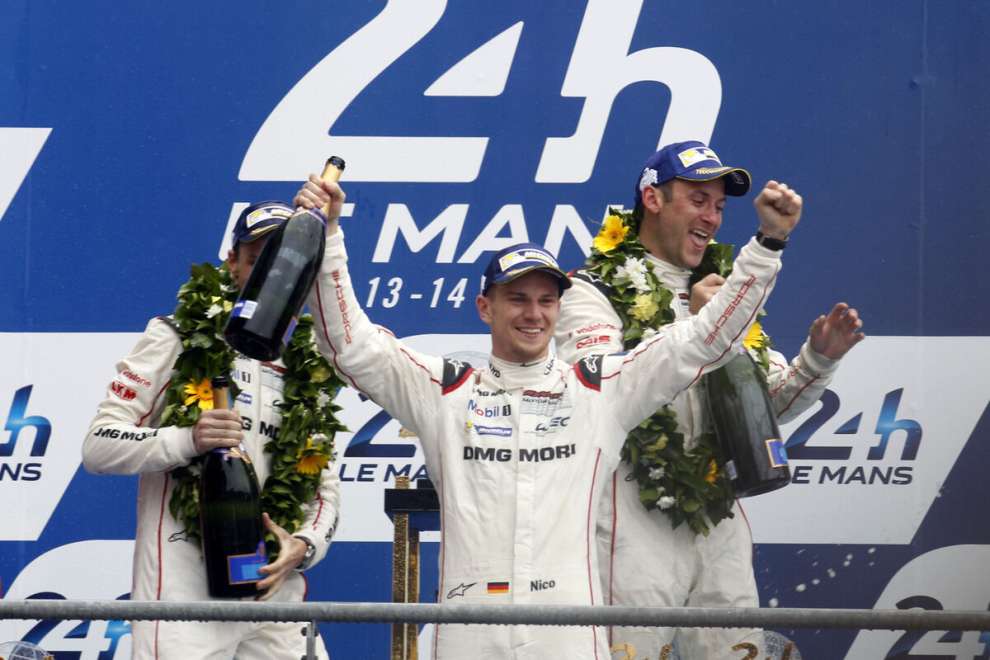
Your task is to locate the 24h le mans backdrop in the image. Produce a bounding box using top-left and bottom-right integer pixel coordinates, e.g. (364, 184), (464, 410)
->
(1, 1), (989, 657)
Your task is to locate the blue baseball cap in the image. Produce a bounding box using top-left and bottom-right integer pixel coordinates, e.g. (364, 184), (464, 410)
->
(481, 243), (572, 295)
(231, 201), (295, 246)
(635, 140), (751, 206)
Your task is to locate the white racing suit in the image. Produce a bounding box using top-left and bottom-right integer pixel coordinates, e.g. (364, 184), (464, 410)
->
(555, 251), (839, 660)
(82, 317), (340, 660)
(306, 231), (783, 659)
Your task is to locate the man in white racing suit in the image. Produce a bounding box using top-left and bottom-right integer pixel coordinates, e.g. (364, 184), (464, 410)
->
(555, 141), (865, 659)
(294, 172), (803, 659)
(82, 201), (341, 660)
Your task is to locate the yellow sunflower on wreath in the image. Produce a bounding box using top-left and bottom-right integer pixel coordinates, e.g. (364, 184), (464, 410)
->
(183, 378), (215, 410)
(593, 214), (629, 253)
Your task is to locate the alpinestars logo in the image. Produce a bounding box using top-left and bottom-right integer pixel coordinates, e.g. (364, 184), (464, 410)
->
(446, 582), (476, 599)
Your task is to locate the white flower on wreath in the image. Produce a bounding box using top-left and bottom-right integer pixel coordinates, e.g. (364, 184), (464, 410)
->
(614, 256), (652, 293)
(205, 303), (224, 319)
(648, 466), (665, 480)
(642, 327), (659, 340)
(656, 495), (676, 510)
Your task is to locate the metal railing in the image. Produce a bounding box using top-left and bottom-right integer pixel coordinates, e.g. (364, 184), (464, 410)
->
(2, 600), (988, 659)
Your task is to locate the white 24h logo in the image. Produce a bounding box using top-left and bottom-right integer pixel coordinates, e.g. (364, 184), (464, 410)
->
(239, 0), (722, 184)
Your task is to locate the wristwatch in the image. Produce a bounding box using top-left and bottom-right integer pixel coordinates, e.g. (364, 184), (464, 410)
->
(755, 230), (788, 251)
(295, 536), (316, 572)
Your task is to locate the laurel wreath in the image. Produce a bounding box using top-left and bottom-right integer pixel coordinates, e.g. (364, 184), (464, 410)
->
(584, 208), (770, 536)
(158, 262), (346, 552)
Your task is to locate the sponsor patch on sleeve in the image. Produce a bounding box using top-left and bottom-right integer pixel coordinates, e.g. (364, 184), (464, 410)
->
(442, 358), (473, 394)
(110, 380), (138, 401)
(574, 355), (603, 391)
(575, 334), (613, 350)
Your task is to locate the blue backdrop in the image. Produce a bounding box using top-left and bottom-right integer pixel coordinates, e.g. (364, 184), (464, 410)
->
(1, 1), (988, 657)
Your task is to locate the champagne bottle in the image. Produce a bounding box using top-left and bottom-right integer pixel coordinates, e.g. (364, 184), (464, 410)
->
(200, 375), (266, 598)
(224, 156), (346, 361)
(705, 349), (791, 497)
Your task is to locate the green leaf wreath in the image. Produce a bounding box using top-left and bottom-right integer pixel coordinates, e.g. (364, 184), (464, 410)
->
(584, 208), (771, 536)
(159, 262), (346, 554)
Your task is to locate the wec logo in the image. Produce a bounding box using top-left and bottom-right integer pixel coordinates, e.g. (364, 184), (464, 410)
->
(241, 0), (720, 184)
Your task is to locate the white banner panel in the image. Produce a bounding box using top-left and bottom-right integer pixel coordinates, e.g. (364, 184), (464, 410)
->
(745, 336), (990, 544)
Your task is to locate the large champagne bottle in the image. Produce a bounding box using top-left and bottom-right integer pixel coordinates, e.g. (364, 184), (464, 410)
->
(705, 349), (791, 497)
(224, 156), (345, 361)
(200, 376), (266, 598)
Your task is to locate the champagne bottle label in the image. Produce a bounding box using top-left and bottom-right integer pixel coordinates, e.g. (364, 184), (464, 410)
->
(231, 300), (258, 320)
(724, 460), (738, 480)
(706, 352), (790, 497)
(765, 438), (789, 468)
(227, 540), (267, 584)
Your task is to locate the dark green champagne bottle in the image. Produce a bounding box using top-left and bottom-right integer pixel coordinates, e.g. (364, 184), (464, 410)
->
(224, 156), (345, 361)
(200, 376), (266, 598)
(705, 350), (791, 497)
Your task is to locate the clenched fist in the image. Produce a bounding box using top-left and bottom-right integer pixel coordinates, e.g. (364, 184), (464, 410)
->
(294, 174), (346, 236)
(689, 274), (726, 314)
(753, 180), (802, 240)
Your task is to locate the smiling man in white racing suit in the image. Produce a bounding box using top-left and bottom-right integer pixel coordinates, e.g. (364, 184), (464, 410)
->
(294, 171), (802, 659)
(82, 201), (341, 660)
(555, 142), (865, 659)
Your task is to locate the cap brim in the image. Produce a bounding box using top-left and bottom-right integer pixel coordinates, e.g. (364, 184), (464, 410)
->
(238, 223), (282, 244)
(678, 166), (752, 196)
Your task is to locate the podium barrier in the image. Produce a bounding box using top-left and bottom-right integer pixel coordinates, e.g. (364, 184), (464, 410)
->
(2, 600), (989, 660)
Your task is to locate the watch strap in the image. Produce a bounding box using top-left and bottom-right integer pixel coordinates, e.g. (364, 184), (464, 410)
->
(755, 231), (788, 251)
(295, 535), (317, 572)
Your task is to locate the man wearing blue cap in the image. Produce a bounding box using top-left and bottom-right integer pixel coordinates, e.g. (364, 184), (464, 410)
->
(295, 170), (806, 659)
(83, 201), (340, 659)
(555, 141), (865, 658)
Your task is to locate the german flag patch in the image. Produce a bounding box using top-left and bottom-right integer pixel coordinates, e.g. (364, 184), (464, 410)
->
(487, 581), (510, 595)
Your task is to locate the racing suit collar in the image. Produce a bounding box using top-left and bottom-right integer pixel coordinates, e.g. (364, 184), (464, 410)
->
(643, 251), (691, 291)
(487, 354), (556, 391)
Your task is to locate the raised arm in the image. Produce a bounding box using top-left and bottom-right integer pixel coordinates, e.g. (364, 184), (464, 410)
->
(600, 180), (804, 432)
(300, 177), (447, 449)
(554, 276), (625, 363)
(600, 238), (783, 431)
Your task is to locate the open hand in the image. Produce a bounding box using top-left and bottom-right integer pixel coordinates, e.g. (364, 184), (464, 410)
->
(809, 303), (865, 359)
(255, 512), (308, 600)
